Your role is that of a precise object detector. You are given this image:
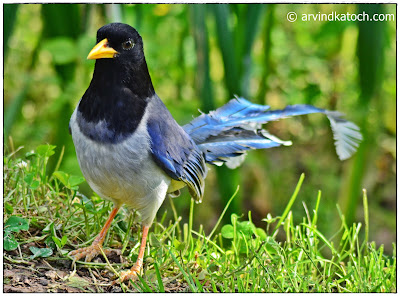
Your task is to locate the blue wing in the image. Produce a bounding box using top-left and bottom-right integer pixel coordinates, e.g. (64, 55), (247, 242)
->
(183, 97), (362, 163)
(147, 97), (207, 202)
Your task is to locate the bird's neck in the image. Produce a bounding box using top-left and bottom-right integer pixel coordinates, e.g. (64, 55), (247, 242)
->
(91, 58), (155, 99)
(77, 58), (154, 143)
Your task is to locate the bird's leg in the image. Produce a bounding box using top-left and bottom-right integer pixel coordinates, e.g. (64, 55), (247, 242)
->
(119, 225), (149, 282)
(69, 206), (120, 262)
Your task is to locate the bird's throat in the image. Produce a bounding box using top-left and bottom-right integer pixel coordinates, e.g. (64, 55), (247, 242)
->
(77, 59), (153, 143)
(94, 58), (155, 99)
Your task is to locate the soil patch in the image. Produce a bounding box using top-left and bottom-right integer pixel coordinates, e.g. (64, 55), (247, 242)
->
(4, 252), (189, 292)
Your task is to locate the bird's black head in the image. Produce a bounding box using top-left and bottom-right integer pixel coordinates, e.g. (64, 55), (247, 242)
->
(90, 23), (144, 64)
(88, 22), (154, 98)
(78, 23), (154, 141)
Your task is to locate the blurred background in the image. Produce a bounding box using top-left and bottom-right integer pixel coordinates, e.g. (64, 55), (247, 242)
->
(4, 4), (396, 251)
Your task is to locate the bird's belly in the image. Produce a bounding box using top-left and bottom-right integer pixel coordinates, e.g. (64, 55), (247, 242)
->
(78, 142), (160, 206)
(70, 110), (171, 214)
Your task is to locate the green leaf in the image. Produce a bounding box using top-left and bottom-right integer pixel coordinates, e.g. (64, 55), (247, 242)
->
(262, 214), (279, 224)
(255, 228), (267, 240)
(4, 232), (19, 251)
(4, 216), (29, 233)
(23, 171), (40, 189)
(42, 221), (54, 233)
(52, 234), (67, 248)
(36, 144), (56, 157)
(25, 151), (36, 158)
(43, 37), (78, 65)
(172, 238), (185, 251)
(37, 206), (48, 213)
(207, 262), (219, 273)
(52, 236), (62, 248)
(264, 237), (279, 254)
(61, 236), (68, 247)
(53, 171), (69, 186)
(29, 246), (53, 259)
(4, 202), (14, 214)
(69, 175), (85, 187)
(30, 180), (40, 190)
(67, 275), (91, 290)
(53, 171), (85, 190)
(221, 224), (234, 239)
(73, 203), (84, 209)
(237, 221), (256, 237)
(230, 213), (239, 226)
(149, 233), (161, 247)
(45, 236), (56, 249)
(50, 235), (66, 249)
(24, 173), (34, 185)
(83, 200), (96, 213)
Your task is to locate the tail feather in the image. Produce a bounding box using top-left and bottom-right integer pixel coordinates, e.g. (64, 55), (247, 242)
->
(183, 97), (362, 165)
(198, 128), (286, 164)
(325, 111), (363, 161)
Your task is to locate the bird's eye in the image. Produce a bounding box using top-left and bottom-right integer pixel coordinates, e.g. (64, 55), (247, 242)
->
(122, 40), (134, 50)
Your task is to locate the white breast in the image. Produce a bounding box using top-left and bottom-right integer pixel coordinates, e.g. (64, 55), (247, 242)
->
(70, 107), (171, 225)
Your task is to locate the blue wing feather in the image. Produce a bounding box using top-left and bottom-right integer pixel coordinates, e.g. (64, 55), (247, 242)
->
(147, 97), (207, 202)
(198, 128), (286, 163)
(184, 97), (362, 162)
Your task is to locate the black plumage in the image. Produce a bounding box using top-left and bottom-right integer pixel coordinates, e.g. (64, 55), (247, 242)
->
(77, 23), (153, 143)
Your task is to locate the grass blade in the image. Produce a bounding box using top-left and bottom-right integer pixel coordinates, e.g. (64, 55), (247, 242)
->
(154, 261), (165, 292)
(207, 185), (239, 240)
(136, 273), (153, 292)
(311, 190), (321, 227)
(273, 173), (305, 237)
(168, 248), (197, 292)
(362, 189), (369, 245)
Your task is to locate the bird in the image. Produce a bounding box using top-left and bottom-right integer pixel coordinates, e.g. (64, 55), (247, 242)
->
(68, 22), (362, 282)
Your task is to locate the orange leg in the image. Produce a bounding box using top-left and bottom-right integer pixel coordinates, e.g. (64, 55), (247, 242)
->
(118, 225), (150, 282)
(69, 206), (120, 262)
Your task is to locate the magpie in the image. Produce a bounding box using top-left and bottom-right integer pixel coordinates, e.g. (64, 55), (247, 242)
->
(69, 23), (362, 282)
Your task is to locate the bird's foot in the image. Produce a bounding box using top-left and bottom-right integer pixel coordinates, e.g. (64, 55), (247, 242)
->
(69, 243), (120, 263)
(114, 265), (141, 284)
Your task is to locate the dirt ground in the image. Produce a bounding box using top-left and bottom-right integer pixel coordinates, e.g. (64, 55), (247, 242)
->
(4, 246), (189, 293)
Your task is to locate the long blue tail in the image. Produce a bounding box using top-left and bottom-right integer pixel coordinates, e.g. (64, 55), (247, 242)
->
(183, 97), (362, 167)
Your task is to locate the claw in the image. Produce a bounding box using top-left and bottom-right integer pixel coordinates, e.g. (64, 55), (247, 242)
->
(112, 225), (149, 285)
(69, 207), (121, 263)
(113, 265), (141, 284)
(69, 244), (120, 263)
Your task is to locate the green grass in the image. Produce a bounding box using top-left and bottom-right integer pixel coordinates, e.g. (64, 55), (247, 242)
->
(4, 144), (396, 292)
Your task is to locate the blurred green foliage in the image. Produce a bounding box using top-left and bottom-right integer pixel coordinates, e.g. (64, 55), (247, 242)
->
(4, 4), (396, 250)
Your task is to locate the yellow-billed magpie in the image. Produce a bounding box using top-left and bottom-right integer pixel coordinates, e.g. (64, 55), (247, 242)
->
(69, 23), (362, 282)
